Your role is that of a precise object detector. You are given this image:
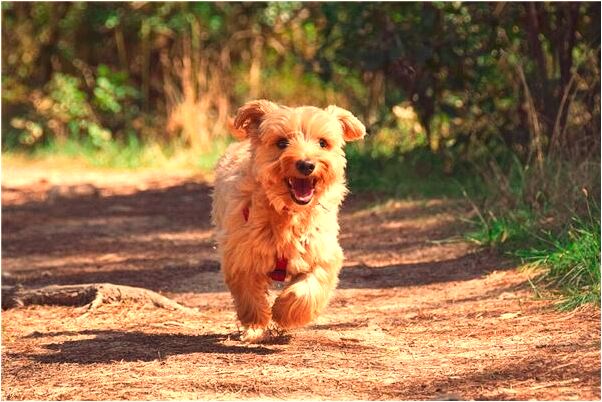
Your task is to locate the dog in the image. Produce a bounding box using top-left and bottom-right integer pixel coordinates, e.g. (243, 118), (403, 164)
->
(211, 99), (365, 342)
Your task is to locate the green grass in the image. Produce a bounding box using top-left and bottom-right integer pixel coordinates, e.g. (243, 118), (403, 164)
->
(346, 144), (483, 199)
(465, 208), (537, 248)
(466, 189), (600, 310)
(467, 208), (600, 309)
(4, 134), (231, 172)
(461, 151), (601, 310)
(516, 213), (601, 310)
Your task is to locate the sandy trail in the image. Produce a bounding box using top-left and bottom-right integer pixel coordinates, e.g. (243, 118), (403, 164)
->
(1, 166), (600, 400)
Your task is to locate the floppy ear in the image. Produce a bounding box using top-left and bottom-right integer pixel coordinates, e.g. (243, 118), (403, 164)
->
(233, 99), (279, 139)
(226, 117), (247, 140)
(325, 105), (366, 142)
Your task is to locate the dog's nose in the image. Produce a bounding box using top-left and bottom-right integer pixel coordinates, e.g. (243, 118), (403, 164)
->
(296, 160), (316, 176)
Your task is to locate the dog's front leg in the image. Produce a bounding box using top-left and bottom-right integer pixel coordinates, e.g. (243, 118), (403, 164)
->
(272, 265), (339, 329)
(225, 271), (271, 342)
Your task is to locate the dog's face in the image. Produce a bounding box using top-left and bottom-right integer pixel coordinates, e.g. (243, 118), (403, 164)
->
(233, 100), (365, 211)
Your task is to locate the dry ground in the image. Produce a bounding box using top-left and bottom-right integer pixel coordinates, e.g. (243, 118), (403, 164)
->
(1, 161), (600, 400)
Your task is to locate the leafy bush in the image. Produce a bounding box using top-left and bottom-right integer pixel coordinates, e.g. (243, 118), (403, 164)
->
(5, 65), (143, 153)
(93, 65), (139, 114)
(3, 3), (599, 162)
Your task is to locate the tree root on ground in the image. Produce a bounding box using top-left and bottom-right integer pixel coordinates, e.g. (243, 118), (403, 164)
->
(1, 283), (198, 314)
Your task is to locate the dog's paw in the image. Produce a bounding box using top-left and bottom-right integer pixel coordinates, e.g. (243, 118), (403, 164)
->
(266, 323), (287, 337)
(240, 327), (267, 343)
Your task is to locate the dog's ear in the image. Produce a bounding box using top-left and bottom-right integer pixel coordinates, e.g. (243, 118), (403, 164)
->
(325, 105), (366, 142)
(226, 117), (248, 140)
(233, 99), (279, 139)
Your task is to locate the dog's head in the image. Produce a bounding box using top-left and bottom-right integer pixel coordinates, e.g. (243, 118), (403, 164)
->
(233, 99), (365, 212)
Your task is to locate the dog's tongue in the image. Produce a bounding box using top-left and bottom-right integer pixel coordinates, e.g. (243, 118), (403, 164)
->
(291, 178), (314, 199)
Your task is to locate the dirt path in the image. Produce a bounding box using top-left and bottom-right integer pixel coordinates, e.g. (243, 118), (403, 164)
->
(2, 165), (600, 400)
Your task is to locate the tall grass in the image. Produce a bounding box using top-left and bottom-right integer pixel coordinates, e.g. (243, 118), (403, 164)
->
(518, 211), (600, 310)
(466, 155), (601, 309)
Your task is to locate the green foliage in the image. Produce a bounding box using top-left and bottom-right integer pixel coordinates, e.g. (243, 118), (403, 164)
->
(314, 2), (599, 163)
(93, 65), (138, 114)
(2, 2), (599, 170)
(49, 73), (90, 119)
(466, 209), (537, 248)
(518, 212), (601, 310)
(464, 152), (600, 309)
(3, 59), (145, 152)
(346, 144), (482, 199)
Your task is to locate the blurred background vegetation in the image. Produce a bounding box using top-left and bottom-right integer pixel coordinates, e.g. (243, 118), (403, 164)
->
(2, 2), (600, 307)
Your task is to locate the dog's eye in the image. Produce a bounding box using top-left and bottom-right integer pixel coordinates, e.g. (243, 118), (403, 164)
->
(319, 139), (328, 148)
(276, 138), (289, 149)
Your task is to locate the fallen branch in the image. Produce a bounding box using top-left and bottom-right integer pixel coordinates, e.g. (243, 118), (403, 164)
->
(1, 283), (198, 314)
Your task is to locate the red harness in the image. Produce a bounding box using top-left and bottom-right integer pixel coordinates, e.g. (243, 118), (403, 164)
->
(243, 206), (287, 282)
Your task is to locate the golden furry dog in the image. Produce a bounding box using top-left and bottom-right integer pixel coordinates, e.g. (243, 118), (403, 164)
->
(211, 100), (365, 342)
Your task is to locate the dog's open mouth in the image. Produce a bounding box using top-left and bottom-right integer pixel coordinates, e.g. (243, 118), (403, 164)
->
(286, 177), (316, 205)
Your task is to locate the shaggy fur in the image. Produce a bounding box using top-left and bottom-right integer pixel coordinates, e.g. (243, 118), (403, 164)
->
(211, 100), (365, 342)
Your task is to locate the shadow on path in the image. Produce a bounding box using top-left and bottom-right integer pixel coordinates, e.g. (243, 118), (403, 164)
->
(339, 250), (512, 289)
(12, 329), (276, 364)
(379, 339), (601, 400)
(2, 181), (215, 258)
(3, 179), (505, 294)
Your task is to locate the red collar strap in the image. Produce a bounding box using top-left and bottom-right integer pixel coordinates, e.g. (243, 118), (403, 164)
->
(242, 205), (287, 282)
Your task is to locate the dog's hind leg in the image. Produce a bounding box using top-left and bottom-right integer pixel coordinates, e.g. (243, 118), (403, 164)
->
(272, 265), (339, 329)
(225, 272), (272, 342)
